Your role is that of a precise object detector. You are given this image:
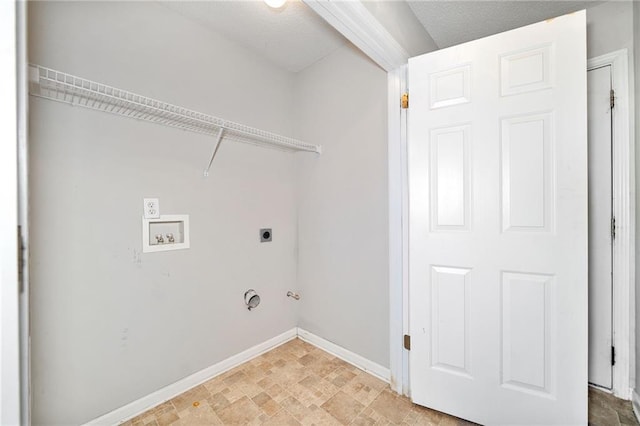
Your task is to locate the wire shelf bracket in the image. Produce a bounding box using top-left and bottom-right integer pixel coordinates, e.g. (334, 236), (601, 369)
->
(28, 64), (322, 175)
(204, 127), (225, 177)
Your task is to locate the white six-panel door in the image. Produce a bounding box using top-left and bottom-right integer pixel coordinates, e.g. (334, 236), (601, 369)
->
(408, 12), (587, 425)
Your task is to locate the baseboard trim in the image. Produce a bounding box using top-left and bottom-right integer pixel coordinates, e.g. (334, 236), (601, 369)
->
(632, 390), (640, 425)
(84, 327), (390, 425)
(296, 328), (390, 383)
(84, 328), (297, 425)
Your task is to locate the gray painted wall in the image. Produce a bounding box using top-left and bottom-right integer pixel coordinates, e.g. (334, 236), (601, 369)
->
(29, 2), (299, 424)
(28, 1), (636, 424)
(587, 1), (635, 59)
(293, 44), (390, 368)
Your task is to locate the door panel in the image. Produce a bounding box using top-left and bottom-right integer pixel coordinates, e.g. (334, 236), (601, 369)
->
(430, 125), (470, 230)
(408, 12), (587, 425)
(587, 65), (613, 389)
(431, 266), (471, 377)
(501, 272), (554, 396)
(501, 112), (554, 232)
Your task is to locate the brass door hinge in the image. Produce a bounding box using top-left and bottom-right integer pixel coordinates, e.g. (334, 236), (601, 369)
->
(403, 334), (411, 350)
(401, 93), (409, 109)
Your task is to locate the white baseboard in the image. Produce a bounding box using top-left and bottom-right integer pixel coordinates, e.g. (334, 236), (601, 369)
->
(84, 327), (390, 425)
(632, 390), (640, 425)
(84, 328), (297, 426)
(296, 328), (390, 383)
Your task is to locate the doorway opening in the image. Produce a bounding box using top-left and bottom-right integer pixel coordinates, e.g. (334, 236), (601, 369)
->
(585, 49), (634, 399)
(587, 63), (614, 390)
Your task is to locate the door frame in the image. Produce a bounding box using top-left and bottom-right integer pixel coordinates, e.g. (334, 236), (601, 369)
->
(1, 0), (22, 423)
(388, 64), (410, 396)
(17, 0), (30, 422)
(587, 49), (635, 399)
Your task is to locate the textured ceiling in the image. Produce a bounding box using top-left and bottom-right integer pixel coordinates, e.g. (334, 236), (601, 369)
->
(160, 0), (346, 73)
(407, 1), (601, 49)
(160, 0), (604, 73)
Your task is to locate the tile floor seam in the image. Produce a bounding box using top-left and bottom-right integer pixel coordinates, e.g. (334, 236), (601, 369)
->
(347, 386), (384, 426)
(345, 400), (370, 426)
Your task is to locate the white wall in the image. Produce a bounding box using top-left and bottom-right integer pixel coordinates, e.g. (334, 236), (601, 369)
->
(293, 44), (390, 368)
(28, 2), (299, 424)
(587, 1), (634, 60)
(31, 2), (635, 424)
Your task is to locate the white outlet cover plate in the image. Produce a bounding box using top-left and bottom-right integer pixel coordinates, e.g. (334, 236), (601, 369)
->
(143, 198), (160, 219)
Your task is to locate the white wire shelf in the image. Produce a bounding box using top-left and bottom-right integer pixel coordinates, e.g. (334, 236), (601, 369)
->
(28, 64), (321, 175)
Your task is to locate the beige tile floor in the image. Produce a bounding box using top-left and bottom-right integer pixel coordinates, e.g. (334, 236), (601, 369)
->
(589, 387), (638, 426)
(123, 338), (473, 425)
(124, 338), (639, 425)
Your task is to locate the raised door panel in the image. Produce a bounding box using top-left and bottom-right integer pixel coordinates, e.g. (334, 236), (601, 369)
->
(430, 125), (471, 230)
(501, 112), (554, 232)
(430, 266), (472, 378)
(429, 65), (471, 109)
(500, 44), (553, 96)
(501, 272), (554, 396)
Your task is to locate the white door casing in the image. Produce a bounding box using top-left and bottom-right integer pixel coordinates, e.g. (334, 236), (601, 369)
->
(17, 0), (30, 421)
(587, 65), (613, 390)
(0, 1), (22, 424)
(408, 12), (587, 425)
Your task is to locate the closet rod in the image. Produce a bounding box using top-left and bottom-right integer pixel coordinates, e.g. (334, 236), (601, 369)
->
(28, 64), (322, 156)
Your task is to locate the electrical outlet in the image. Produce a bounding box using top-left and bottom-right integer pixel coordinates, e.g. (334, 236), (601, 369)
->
(260, 228), (272, 242)
(143, 198), (160, 219)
